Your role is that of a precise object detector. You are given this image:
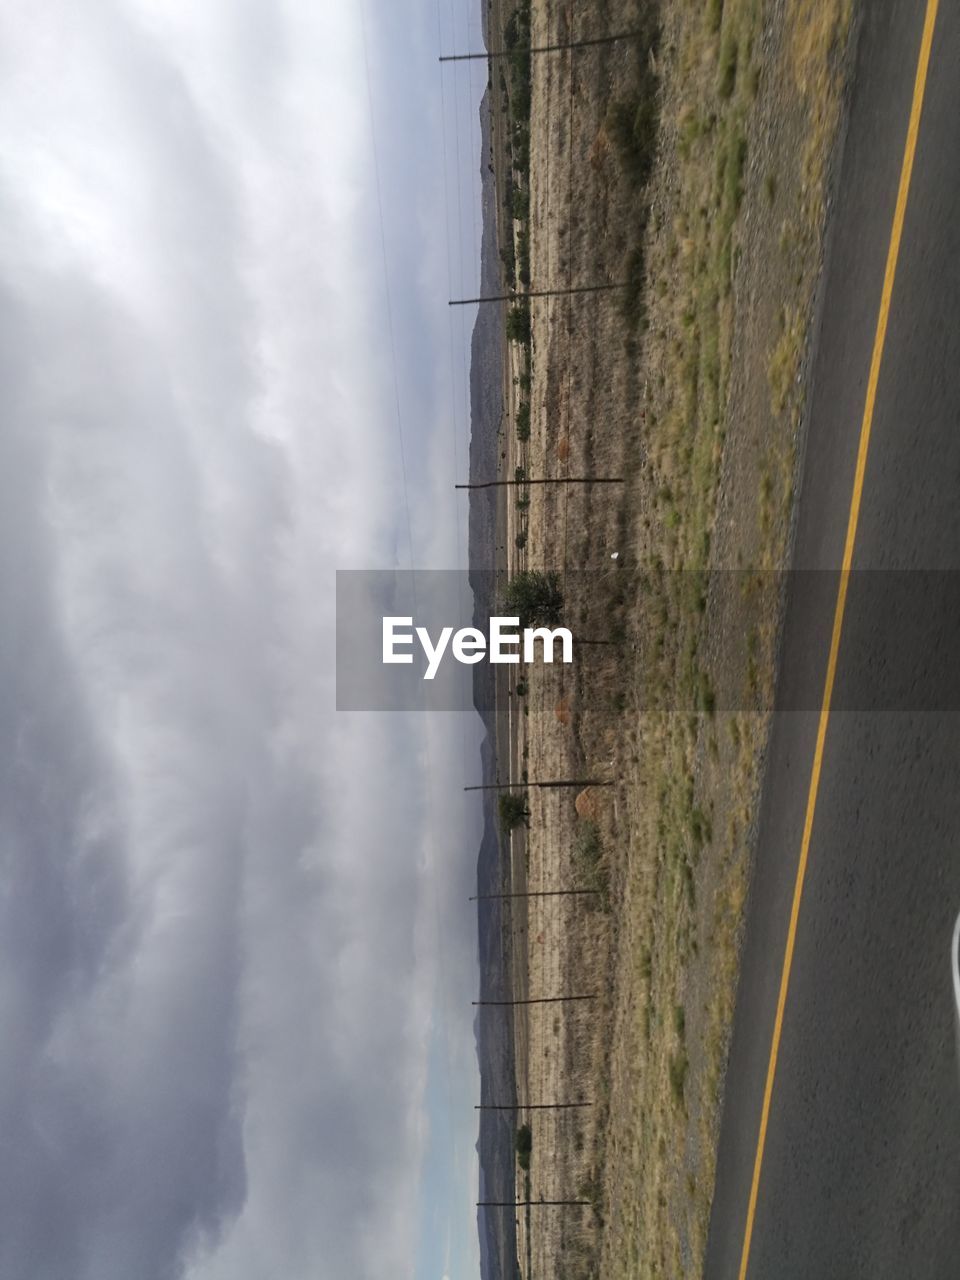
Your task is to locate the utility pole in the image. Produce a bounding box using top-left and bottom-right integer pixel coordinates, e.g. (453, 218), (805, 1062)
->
(473, 994), (596, 1006)
(456, 476), (623, 490)
(464, 779), (613, 791)
(470, 889), (600, 902)
(475, 1102), (592, 1110)
(440, 32), (642, 62)
(450, 281), (625, 306)
(479, 1199), (592, 1207)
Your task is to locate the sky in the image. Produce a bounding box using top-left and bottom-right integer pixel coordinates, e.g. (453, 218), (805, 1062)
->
(0, 2), (487, 1278)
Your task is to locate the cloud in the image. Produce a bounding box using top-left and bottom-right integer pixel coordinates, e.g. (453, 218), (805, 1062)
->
(0, 2), (480, 1278)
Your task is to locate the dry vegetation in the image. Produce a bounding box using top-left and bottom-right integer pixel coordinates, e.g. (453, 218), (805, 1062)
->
(490, 0), (856, 1276)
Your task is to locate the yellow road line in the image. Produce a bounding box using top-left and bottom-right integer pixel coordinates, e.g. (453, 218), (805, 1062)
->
(736, 2), (940, 1276)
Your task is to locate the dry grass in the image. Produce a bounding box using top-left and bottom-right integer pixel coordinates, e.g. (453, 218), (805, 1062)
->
(491, 0), (857, 1277)
(598, 1), (855, 1275)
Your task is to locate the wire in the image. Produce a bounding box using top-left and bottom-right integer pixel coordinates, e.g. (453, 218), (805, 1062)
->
(358, 2), (417, 578)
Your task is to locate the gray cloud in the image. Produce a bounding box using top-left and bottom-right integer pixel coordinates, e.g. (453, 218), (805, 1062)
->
(0, 3), (481, 1278)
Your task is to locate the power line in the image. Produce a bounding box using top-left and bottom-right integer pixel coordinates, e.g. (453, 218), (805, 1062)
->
(358, 4), (416, 576)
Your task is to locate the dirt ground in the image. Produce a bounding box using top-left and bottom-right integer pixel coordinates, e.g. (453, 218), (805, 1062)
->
(489, 0), (858, 1276)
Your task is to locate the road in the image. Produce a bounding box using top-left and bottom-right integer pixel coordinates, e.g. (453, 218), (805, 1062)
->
(705, 1), (960, 1276)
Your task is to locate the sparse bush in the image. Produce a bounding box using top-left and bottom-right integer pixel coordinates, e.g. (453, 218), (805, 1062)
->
(499, 792), (529, 833)
(723, 132), (748, 219)
(504, 3), (532, 121)
(669, 1049), (689, 1104)
(606, 91), (660, 190)
(512, 128), (530, 176)
(690, 805), (712, 848)
(574, 820), (610, 907)
(620, 226), (650, 329)
(502, 570), (563, 628)
(511, 185), (529, 221)
(505, 304), (531, 344)
(515, 1123), (533, 1171)
(718, 31), (739, 98)
(515, 401), (531, 441)
(577, 1173), (604, 1223)
(500, 242), (516, 284)
(516, 226), (530, 286)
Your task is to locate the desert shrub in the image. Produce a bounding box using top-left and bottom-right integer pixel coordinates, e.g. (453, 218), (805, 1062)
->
(505, 304), (531, 344)
(516, 228), (531, 287)
(515, 401), (531, 441)
(499, 792), (530, 833)
(515, 1123), (533, 1171)
(718, 31), (739, 99)
(607, 91), (660, 190)
(620, 221), (650, 329)
(502, 570), (563, 627)
(574, 820), (611, 906)
(511, 185), (530, 221)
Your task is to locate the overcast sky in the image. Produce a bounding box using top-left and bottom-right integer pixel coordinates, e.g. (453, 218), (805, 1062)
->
(0, 3), (486, 1278)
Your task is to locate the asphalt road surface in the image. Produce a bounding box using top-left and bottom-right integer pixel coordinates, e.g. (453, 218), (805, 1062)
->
(705, 2), (960, 1276)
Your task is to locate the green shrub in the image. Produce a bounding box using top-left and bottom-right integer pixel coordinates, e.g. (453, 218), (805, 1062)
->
(502, 570), (563, 627)
(511, 186), (530, 221)
(515, 401), (531, 441)
(574, 820), (610, 906)
(669, 1049), (689, 1104)
(620, 226), (650, 330)
(607, 92), (660, 190)
(516, 227), (530, 287)
(505, 304), (531, 344)
(499, 792), (530, 833)
(724, 132), (748, 218)
(718, 32), (738, 99)
(500, 243), (516, 284)
(515, 1123), (533, 1170)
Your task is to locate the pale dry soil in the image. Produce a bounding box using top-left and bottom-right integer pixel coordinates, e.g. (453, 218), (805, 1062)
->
(493, 0), (858, 1276)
